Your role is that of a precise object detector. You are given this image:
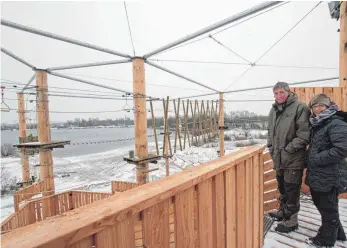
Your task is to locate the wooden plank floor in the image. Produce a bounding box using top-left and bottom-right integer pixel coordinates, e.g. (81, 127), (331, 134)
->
(264, 195), (347, 248)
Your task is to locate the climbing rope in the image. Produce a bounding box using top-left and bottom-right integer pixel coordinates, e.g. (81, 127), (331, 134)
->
(69, 134), (157, 145)
(1, 86), (10, 112)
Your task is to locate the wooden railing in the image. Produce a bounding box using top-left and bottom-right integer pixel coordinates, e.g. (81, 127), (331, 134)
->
(1, 146), (265, 248)
(13, 179), (52, 212)
(112, 181), (140, 193)
(1, 190), (112, 233)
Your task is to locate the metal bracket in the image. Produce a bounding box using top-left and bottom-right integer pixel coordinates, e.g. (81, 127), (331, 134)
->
(218, 126), (229, 130)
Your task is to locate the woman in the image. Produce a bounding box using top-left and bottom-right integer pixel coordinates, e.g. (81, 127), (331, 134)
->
(306, 94), (347, 247)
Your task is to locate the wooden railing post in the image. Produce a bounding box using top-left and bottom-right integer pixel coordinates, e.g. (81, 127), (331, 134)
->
(132, 58), (148, 184)
(17, 93), (30, 187)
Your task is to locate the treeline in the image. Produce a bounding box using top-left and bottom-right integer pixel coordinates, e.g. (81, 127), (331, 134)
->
(1, 110), (268, 130)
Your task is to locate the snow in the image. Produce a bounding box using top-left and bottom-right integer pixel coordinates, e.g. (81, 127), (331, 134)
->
(1, 129), (268, 221)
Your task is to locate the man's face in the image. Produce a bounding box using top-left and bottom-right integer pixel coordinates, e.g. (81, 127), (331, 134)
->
(274, 88), (289, 104)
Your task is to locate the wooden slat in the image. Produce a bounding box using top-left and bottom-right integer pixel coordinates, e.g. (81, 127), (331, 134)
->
(236, 161), (246, 248)
(253, 153), (260, 247)
(264, 170), (276, 182)
(264, 200), (279, 213)
(333, 87), (343, 109)
(264, 189), (280, 202)
(197, 179), (213, 248)
(142, 200), (170, 248)
(314, 87), (323, 94)
(305, 87), (314, 106)
(263, 152), (271, 162)
(225, 166), (237, 248)
(245, 158), (253, 248)
(174, 188), (195, 248)
(264, 180), (278, 192)
(343, 88), (347, 111)
(213, 173), (225, 248)
(296, 87), (306, 102)
(263, 160), (274, 172)
(69, 236), (94, 248)
(323, 87), (334, 100)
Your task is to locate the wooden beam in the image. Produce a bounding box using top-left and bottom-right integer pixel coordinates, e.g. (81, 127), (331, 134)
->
(219, 93), (225, 156)
(132, 58), (148, 184)
(149, 100), (159, 155)
(17, 93), (30, 187)
(36, 71), (55, 199)
(340, 1), (347, 110)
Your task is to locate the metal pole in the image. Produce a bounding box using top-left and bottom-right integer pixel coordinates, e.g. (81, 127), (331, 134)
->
(47, 58), (131, 71)
(21, 73), (36, 92)
(1, 19), (131, 58)
(145, 60), (219, 92)
(175, 92), (220, 100)
(25, 92), (128, 100)
(1, 47), (36, 69)
(177, 76), (339, 99)
(223, 77), (339, 94)
(48, 71), (134, 96)
(143, 1), (282, 58)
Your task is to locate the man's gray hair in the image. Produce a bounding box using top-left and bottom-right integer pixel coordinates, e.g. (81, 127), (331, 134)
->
(273, 81), (290, 92)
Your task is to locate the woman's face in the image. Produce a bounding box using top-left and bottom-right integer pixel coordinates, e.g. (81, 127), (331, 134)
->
(312, 104), (327, 116)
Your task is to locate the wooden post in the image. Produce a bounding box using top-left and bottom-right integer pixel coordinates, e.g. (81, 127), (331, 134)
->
(340, 1), (347, 111)
(132, 58), (148, 184)
(17, 93), (30, 186)
(36, 71), (55, 197)
(219, 93), (225, 156)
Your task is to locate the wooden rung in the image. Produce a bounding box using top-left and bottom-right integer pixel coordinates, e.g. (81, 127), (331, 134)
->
(123, 155), (162, 164)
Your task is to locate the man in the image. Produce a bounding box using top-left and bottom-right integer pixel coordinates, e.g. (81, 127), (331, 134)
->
(267, 82), (311, 233)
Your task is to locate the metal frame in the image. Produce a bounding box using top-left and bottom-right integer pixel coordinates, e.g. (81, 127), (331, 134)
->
(143, 1), (282, 58)
(47, 59), (132, 71)
(177, 76), (339, 99)
(223, 76), (339, 94)
(145, 60), (219, 92)
(1, 19), (131, 58)
(21, 73), (36, 93)
(48, 71), (134, 96)
(1, 47), (36, 69)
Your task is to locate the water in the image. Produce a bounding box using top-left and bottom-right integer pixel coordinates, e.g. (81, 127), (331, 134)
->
(1, 127), (155, 157)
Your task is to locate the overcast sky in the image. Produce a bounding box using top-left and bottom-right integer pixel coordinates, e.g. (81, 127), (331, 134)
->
(0, 1), (340, 124)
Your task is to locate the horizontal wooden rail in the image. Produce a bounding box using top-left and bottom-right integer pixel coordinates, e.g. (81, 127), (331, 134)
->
(111, 181), (140, 193)
(2, 146), (265, 248)
(13, 180), (52, 212)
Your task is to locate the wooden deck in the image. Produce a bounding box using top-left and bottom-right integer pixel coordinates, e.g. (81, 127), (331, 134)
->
(264, 195), (347, 248)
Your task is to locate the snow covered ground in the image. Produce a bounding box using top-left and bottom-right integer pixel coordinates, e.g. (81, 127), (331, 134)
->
(1, 129), (267, 221)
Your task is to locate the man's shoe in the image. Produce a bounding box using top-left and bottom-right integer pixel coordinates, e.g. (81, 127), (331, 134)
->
(274, 212), (298, 233)
(268, 209), (284, 221)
